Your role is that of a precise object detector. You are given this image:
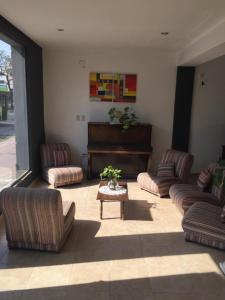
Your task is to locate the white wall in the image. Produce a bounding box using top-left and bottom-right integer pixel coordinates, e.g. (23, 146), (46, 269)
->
(190, 55), (225, 172)
(43, 48), (177, 171)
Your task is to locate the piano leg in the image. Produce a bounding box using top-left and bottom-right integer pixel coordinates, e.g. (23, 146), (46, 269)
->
(88, 153), (92, 179)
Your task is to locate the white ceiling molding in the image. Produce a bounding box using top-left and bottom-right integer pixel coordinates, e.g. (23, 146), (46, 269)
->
(178, 18), (225, 66)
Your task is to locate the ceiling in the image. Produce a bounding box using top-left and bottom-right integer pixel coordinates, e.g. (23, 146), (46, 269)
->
(1, 0), (225, 51)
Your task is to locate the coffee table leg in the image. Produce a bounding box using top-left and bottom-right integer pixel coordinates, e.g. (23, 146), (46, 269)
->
(121, 202), (125, 220)
(100, 200), (103, 219)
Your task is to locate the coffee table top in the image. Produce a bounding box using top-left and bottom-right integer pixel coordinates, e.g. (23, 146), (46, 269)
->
(97, 181), (128, 202)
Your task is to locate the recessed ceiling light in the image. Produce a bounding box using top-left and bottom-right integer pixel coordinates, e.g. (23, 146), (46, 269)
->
(57, 28), (64, 32)
(161, 32), (169, 36)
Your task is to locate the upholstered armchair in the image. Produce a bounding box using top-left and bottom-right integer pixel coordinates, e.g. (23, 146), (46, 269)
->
(137, 149), (194, 197)
(0, 187), (75, 252)
(41, 143), (83, 188)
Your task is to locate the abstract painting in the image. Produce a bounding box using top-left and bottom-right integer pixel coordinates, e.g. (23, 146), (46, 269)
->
(89, 72), (113, 102)
(90, 72), (137, 103)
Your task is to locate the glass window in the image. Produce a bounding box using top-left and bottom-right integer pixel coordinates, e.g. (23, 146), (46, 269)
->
(0, 38), (29, 189)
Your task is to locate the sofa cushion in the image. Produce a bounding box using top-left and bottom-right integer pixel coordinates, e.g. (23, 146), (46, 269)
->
(53, 150), (70, 167)
(160, 149), (194, 182)
(157, 162), (175, 177)
(182, 202), (225, 250)
(197, 169), (211, 192)
(43, 166), (83, 188)
(221, 206), (225, 223)
(137, 172), (181, 197)
(169, 184), (220, 214)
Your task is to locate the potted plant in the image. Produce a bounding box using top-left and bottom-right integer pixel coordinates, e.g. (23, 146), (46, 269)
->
(100, 165), (122, 190)
(213, 160), (225, 188)
(108, 108), (122, 125)
(108, 107), (137, 132)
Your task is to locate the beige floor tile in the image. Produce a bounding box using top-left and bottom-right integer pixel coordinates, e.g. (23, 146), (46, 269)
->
(27, 264), (72, 289)
(0, 264), (33, 292)
(0, 178), (225, 299)
(0, 249), (41, 267)
(109, 258), (149, 281)
(21, 286), (66, 300)
(69, 261), (110, 284)
(0, 291), (23, 300)
(109, 277), (152, 300)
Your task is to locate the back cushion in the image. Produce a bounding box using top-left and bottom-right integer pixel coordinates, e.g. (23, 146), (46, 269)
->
(197, 169), (212, 192)
(41, 143), (71, 168)
(157, 162), (175, 177)
(53, 150), (69, 167)
(160, 149), (193, 182)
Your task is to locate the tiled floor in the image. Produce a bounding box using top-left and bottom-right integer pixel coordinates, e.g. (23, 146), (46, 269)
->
(0, 180), (225, 299)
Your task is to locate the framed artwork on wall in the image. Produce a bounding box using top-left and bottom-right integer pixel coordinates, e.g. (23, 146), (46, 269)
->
(89, 72), (137, 103)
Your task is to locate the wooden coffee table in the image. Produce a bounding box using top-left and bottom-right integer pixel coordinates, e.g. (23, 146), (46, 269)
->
(96, 181), (128, 220)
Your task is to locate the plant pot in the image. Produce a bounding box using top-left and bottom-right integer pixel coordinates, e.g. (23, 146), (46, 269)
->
(109, 120), (120, 125)
(107, 179), (118, 190)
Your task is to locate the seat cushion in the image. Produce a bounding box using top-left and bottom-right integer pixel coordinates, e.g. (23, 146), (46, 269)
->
(182, 202), (225, 250)
(43, 166), (83, 187)
(137, 172), (181, 197)
(169, 184), (220, 215)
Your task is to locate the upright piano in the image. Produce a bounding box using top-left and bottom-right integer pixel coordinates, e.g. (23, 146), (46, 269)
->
(87, 122), (152, 178)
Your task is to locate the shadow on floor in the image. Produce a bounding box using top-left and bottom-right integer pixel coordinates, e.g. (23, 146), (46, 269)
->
(1, 219), (225, 269)
(124, 200), (155, 221)
(0, 272), (224, 300)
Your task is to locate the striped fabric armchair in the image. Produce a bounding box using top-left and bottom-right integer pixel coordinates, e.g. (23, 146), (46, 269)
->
(137, 149), (194, 197)
(41, 143), (83, 188)
(0, 187), (75, 252)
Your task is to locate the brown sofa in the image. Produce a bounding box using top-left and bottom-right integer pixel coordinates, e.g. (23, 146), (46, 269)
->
(41, 143), (83, 188)
(0, 187), (75, 252)
(169, 163), (225, 214)
(137, 149), (194, 197)
(182, 201), (225, 250)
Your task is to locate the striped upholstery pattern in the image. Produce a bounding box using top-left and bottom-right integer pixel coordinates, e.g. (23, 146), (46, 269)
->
(41, 143), (83, 187)
(41, 143), (71, 169)
(137, 172), (181, 197)
(161, 149), (194, 182)
(197, 169), (211, 192)
(43, 166), (83, 188)
(221, 206), (225, 223)
(169, 184), (220, 215)
(0, 187), (75, 252)
(157, 162), (175, 177)
(53, 150), (69, 167)
(182, 202), (225, 250)
(137, 149), (193, 197)
(170, 162), (225, 215)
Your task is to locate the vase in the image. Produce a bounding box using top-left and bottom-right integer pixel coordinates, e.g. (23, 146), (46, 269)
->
(109, 120), (120, 125)
(108, 179), (118, 190)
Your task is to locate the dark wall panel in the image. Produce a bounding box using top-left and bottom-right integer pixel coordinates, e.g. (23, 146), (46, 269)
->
(172, 66), (195, 152)
(0, 15), (45, 183)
